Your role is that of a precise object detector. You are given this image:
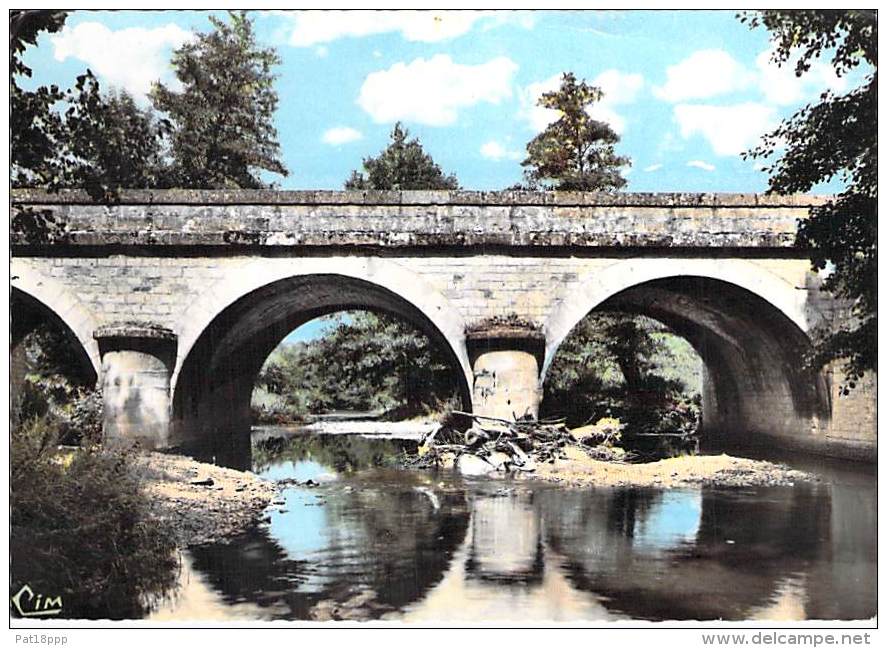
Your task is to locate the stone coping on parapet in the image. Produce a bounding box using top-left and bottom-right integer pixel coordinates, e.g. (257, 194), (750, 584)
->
(10, 188), (825, 249)
(10, 188), (831, 208)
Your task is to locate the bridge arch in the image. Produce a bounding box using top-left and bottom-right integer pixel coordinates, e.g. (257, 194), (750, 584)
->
(170, 257), (471, 467)
(543, 258), (830, 445)
(10, 259), (102, 382)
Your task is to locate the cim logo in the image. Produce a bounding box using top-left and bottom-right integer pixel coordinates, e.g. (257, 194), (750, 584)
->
(10, 585), (63, 618)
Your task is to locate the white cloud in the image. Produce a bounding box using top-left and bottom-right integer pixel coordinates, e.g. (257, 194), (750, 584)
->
(656, 45), (849, 108)
(755, 45), (847, 106)
(687, 160), (716, 172)
(281, 10), (522, 47)
(519, 69), (644, 134)
(358, 55), (518, 126)
(51, 22), (193, 100)
(660, 44), (850, 159)
(654, 49), (755, 102)
(673, 102), (777, 156)
(518, 74), (561, 132)
(594, 69), (644, 104)
(643, 163), (663, 172)
(322, 127), (363, 146)
(480, 140), (522, 161)
(314, 45), (329, 58)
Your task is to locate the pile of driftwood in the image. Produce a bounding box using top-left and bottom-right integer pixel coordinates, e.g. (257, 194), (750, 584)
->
(405, 411), (629, 475)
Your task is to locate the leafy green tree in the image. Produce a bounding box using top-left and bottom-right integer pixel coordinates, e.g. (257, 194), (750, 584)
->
(10, 10), (68, 188)
(741, 10), (876, 387)
(542, 313), (701, 436)
(521, 72), (630, 191)
(60, 72), (170, 197)
(151, 11), (287, 189)
(255, 312), (459, 419)
(345, 122), (459, 190)
(11, 12), (170, 199)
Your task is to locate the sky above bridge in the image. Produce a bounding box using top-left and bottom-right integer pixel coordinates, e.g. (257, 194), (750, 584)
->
(20, 8), (866, 195)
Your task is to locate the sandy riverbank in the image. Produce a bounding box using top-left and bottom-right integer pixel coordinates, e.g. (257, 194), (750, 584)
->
(530, 450), (815, 488)
(134, 452), (276, 546)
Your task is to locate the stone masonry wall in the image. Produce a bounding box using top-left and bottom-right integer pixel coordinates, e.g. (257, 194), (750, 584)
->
(10, 190), (875, 460)
(14, 254), (819, 335)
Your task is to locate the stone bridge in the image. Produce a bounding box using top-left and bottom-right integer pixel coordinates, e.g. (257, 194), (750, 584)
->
(10, 189), (876, 466)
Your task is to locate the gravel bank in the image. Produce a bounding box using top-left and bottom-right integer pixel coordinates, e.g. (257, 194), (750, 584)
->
(134, 452), (276, 546)
(530, 451), (815, 488)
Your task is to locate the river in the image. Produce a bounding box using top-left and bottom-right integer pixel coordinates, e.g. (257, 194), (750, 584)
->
(150, 429), (876, 623)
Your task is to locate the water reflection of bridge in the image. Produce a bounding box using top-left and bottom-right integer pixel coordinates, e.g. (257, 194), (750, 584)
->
(176, 469), (875, 622)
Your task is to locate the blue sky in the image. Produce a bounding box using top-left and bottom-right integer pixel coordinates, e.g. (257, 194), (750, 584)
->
(21, 9), (865, 194)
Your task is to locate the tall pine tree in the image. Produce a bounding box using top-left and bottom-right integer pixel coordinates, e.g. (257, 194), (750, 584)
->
(521, 72), (630, 191)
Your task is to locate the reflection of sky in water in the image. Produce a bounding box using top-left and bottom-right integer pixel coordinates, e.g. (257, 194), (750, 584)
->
(160, 433), (877, 622)
(259, 459), (338, 561)
(258, 459), (331, 482)
(256, 458), (364, 592)
(268, 488), (329, 558)
(633, 489), (702, 552)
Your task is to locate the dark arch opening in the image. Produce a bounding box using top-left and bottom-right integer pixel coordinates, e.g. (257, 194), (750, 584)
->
(10, 288), (99, 445)
(542, 276), (831, 455)
(172, 274), (472, 468)
(11, 288), (97, 389)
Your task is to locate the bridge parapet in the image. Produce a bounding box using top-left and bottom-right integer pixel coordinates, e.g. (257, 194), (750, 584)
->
(11, 189), (828, 250)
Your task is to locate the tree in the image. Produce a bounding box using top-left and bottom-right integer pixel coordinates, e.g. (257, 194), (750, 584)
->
(542, 313), (701, 436)
(59, 72), (171, 197)
(11, 12), (170, 199)
(741, 10), (876, 387)
(10, 10), (68, 188)
(150, 11), (287, 189)
(256, 312), (459, 418)
(521, 72), (630, 191)
(345, 123), (459, 190)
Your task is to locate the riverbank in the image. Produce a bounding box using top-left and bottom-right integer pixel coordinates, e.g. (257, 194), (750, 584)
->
(254, 420), (816, 489)
(134, 452), (276, 546)
(529, 451), (815, 488)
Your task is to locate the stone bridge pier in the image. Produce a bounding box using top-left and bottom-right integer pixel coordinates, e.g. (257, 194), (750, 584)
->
(94, 323), (177, 451)
(467, 324), (545, 420)
(10, 189), (877, 467)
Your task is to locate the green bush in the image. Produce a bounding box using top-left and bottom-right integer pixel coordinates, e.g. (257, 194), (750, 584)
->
(64, 388), (104, 446)
(10, 416), (179, 619)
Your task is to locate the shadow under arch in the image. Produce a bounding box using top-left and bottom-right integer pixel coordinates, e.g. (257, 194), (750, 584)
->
(10, 261), (102, 382)
(171, 272), (472, 468)
(10, 287), (99, 388)
(543, 268), (831, 451)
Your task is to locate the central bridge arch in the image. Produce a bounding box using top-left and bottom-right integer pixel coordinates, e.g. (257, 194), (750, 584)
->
(170, 257), (472, 467)
(543, 258), (831, 448)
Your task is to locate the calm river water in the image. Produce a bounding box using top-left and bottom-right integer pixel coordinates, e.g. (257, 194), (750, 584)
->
(151, 430), (876, 623)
